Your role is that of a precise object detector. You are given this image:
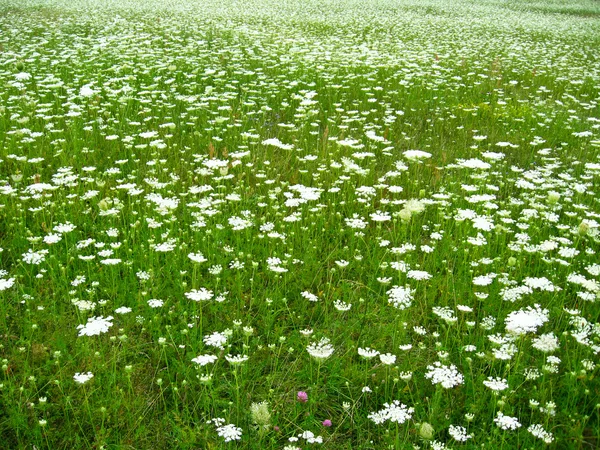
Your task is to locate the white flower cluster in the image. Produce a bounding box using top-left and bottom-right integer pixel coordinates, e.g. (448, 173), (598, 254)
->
(483, 376), (509, 392)
(368, 400), (414, 425)
(528, 424), (554, 443)
(73, 372), (94, 384)
(493, 412), (521, 430)
(0, 277), (15, 291)
(387, 285), (414, 310)
(448, 424), (472, 442)
(306, 337), (334, 360)
(505, 304), (549, 335)
(425, 362), (464, 388)
(77, 316), (113, 337)
(185, 288), (213, 301)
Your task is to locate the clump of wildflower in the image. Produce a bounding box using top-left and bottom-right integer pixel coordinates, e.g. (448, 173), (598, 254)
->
(448, 424), (472, 442)
(306, 337), (334, 360)
(225, 354), (249, 365)
(368, 400), (414, 425)
(185, 288), (213, 301)
(532, 332), (560, 353)
(77, 316), (113, 337)
(216, 423), (242, 442)
(505, 304), (549, 335)
(191, 354), (217, 366)
(379, 353), (396, 365)
(387, 285), (414, 309)
(493, 411), (521, 430)
(483, 376), (509, 392)
(528, 424), (554, 443)
(358, 347), (379, 359)
(73, 372), (94, 384)
(425, 362), (464, 388)
(297, 430), (323, 444)
(0, 277), (15, 291)
(297, 391), (308, 403)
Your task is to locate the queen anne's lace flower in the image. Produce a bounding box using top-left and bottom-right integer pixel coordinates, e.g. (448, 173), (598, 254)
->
(77, 316), (113, 337)
(494, 412), (521, 430)
(528, 424), (554, 443)
(425, 362), (464, 388)
(483, 376), (509, 391)
(73, 372), (94, 384)
(306, 337), (334, 360)
(185, 288), (213, 301)
(532, 332), (560, 353)
(387, 285), (414, 309)
(216, 423), (242, 442)
(368, 400), (414, 425)
(0, 278), (15, 291)
(505, 304), (549, 335)
(448, 425), (472, 442)
(191, 354), (217, 366)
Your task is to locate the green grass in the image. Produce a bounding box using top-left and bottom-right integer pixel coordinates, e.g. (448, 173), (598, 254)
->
(0, 0), (599, 448)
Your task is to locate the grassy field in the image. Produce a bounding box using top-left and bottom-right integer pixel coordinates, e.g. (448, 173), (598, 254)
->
(1, 0), (600, 448)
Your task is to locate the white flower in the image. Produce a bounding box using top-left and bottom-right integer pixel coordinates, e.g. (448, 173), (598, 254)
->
(73, 372), (94, 384)
(192, 354), (217, 366)
(432, 306), (457, 323)
(22, 249), (49, 265)
(301, 291), (319, 302)
(448, 424), (472, 442)
(345, 215), (367, 229)
(370, 211), (391, 222)
(459, 158), (491, 170)
(215, 423), (242, 442)
(100, 258), (122, 265)
(523, 277), (558, 292)
(505, 304), (549, 335)
(185, 288), (213, 301)
(79, 85), (96, 97)
(262, 137), (293, 150)
(483, 376), (509, 391)
(368, 400), (414, 425)
(15, 72), (32, 81)
(115, 306), (132, 314)
(44, 233), (62, 244)
(407, 270), (432, 281)
(528, 424), (554, 443)
(425, 362), (464, 388)
(493, 412), (521, 430)
(387, 285), (414, 310)
(358, 347), (379, 359)
(532, 332), (560, 353)
(306, 337), (334, 360)
(379, 353), (396, 365)
(473, 273), (496, 286)
(0, 278), (15, 291)
(188, 252), (207, 263)
(333, 300), (352, 311)
(225, 354), (249, 365)
(204, 331), (228, 349)
(77, 316), (113, 337)
(298, 430), (323, 444)
(403, 150), (431, 161)
(147, 299), (164, 308)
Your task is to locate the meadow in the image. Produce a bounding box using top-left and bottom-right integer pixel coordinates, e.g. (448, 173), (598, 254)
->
(1, 0), (600, 448)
